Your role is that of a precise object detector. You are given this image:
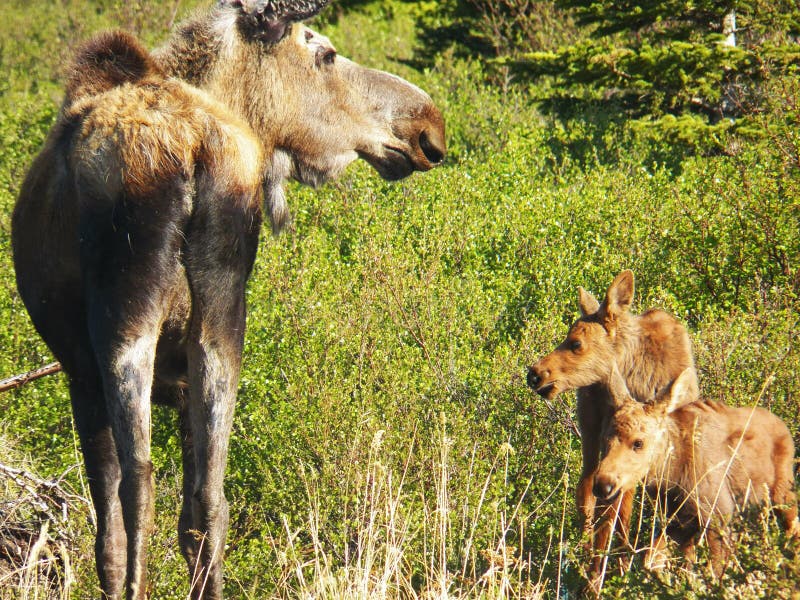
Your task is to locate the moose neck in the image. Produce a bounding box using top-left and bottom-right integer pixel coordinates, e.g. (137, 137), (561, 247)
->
(153, 13), (223, 89)
(153, 9), (283, 155)
(612, 314), (667, 403)
(153, 9), (291, 229)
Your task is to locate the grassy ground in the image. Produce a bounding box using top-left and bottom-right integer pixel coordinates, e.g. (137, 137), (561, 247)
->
(0, 1), (798, 598)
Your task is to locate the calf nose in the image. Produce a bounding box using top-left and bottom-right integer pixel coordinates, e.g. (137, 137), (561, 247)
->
(593, 478), (615, 500)
(526, 368), (541, 390)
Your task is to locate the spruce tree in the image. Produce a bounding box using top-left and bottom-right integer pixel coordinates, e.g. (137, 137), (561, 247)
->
(510, 0), (800, 141)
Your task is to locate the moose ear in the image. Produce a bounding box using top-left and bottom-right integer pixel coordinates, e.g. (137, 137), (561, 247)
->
(227, 0), (331, 44)
(578, 287), (600, 317)
(606, 363), (634, 409)
(598, 270), (634, 329)
(662, 368), (699, 414)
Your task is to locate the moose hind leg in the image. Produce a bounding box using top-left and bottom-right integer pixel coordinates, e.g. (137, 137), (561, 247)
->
(81, 200), (188, 598)
(33, 299), (129, 598)
(70, 375), (127, 598)
(92, 334), (158, 600)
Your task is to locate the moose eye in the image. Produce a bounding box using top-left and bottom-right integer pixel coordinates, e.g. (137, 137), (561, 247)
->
(632, 439), (644, 451)
(316, 48), (336, 68)
(570, 339), (582, 352)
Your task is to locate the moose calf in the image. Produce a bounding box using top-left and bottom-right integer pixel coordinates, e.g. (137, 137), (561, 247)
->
(595, 366), (800, 575)
(527, 271), (696, 587)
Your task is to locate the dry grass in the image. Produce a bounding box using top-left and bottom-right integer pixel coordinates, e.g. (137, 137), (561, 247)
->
(261, 423), (551, 600)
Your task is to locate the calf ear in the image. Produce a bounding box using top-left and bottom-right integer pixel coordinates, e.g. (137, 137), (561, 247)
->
(578, 287), (600, 317)
(599, 270), (634, 330)
(606, 363), (635, 409)
(663, 368), (699, 414)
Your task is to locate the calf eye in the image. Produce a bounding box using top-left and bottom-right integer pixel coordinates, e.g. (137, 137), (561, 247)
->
(570, 340), (582, 351)
(632, 439), (644, 451)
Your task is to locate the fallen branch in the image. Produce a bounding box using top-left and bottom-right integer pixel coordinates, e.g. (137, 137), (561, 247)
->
(0, 363), (62, 393)
(0, 460), (88, 595)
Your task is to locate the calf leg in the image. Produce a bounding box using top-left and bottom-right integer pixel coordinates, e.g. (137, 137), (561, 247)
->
(643, 531), (669, 571)
(587, 490), (634, 593)
(576, 390), (605, 540)
(771, 437), (800, 537)
(705, 528), (729, 577)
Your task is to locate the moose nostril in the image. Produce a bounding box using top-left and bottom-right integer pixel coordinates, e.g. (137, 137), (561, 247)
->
(526, 369), (541, 389)
(419, 129), (444, 165)
(593, 480), (614, 499)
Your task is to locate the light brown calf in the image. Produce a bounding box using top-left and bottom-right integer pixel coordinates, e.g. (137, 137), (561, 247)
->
(595, 366), (800, 575)
(526, 271), (696, 588)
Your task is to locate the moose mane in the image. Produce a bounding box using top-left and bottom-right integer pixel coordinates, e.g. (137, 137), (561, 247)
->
(65, 30), (163, 105)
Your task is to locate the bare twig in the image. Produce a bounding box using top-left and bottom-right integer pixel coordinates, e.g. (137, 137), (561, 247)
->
(0, 362), (62, 393)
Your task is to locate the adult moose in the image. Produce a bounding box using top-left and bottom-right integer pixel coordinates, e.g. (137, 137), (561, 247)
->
(526, 271), (696, 592)
(12, 1), (445, 598)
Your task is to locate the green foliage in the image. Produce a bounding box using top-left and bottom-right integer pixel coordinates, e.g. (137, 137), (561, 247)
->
(0, 1), (799, 598)
(507, 0), (800, 149)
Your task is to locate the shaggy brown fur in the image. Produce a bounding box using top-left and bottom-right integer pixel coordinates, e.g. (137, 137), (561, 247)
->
(595, 367), (800, 575)
(12, 3), (445, 599)
(526, 271), (696, 591)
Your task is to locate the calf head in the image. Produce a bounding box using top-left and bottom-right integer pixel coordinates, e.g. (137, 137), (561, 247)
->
(527, 270), (635, 399)
(199, 0), (446, 230)
(593, 367), (698, 502)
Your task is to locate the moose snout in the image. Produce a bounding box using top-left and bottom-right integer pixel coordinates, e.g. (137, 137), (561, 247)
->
(391, 107), (446, 173)
(526, 367), (541, 390)
(417, 127), (445, 168)
(526, 364), (552, 397)
(592, 476), (618, 501)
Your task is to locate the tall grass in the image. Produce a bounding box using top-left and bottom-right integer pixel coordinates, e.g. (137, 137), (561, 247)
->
(261, 422), (549, 600)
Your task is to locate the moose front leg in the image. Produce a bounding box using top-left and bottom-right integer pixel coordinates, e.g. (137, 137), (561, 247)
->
(185, 345), (238, 600)
(182, 181), (260, 599)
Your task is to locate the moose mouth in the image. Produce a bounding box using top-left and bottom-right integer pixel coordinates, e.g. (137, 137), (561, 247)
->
(535, 382), (557, 399)
(361, 146), (415, 181)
